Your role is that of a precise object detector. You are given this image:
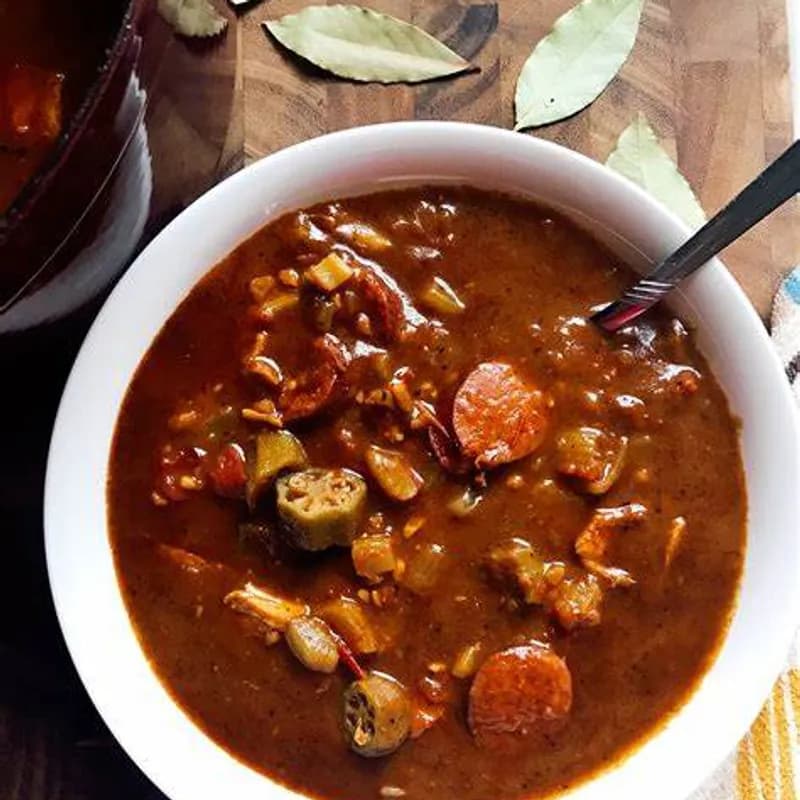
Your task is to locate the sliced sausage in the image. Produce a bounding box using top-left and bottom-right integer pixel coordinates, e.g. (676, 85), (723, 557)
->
(468, 643), (572, 741)
(279, 363), (338, 422)
(453, 362), (549, 468)
(355, 268), (406, 342)
(278, 336), (349, 422)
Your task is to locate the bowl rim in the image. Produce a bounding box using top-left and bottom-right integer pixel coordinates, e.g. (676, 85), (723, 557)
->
(44, 120), (800, 800)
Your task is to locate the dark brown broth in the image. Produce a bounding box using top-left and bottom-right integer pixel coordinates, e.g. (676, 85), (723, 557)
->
(108, 187), (745, 800)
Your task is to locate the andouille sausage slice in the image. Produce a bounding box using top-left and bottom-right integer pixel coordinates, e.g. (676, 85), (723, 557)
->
(468, 643), (572, 740)
(453, 362), (549, 468)
(278, 335), (349, 421)
(355, 268), (406, 343)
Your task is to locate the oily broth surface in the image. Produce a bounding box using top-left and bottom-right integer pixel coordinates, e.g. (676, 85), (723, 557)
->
(108, 187), (745, 800)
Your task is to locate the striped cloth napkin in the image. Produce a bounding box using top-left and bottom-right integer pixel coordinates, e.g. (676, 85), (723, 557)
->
(691, 268), (800, 800)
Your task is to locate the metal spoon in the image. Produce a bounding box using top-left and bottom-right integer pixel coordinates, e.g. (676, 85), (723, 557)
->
(591, 140), (800, 333)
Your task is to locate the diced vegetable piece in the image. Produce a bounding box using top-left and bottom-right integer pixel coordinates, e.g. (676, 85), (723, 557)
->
(249, 275), (277, 302)
(451, 642), (482, 679)
(305, 252), (355, 292)
(446, 485), (483, 517)
(224, 582), (308, 631)
(241, 398), (283, 427)
(365, 445), (423, 502)
(320, 597), (378, 654)
(276, 468), (367, 550)
(247, 430), (308, 508)
(400, 543), (446, 594)
(556, 427), (627, 495)
(279, 268), (301, 288)
(209, 443), (247, 498)
(343, 672), (411, 757)
(352, 535), (396, 583)
(336, 222), (393, 253)
(403, 515), (425, 539)
(256, 291), (300, 321)
(453, 362), (549, 468)
(468, 643), (572, 741)
(665, 515), (687, 569)
(419, 276), (465, 315)
(286, 615), (340, 673)
(550, 574), (603, 630)
(409, 698), (445, 739)
(389, 376), (414, 412)
(484, 538), (549, 605)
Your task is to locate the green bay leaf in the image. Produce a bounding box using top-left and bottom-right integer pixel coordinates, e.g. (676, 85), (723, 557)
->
(607, 113), (707, 229)
(158, 0), (227, 37)
(263, 4), (472, 84)
(515, 0), (644, 130)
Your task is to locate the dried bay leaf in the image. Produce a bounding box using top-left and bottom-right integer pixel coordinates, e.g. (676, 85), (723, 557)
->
(515, 0), (644, 130)
(607, 114), (707, 229)
(158, 0), (227, 37)
(263, 5), (472, 84)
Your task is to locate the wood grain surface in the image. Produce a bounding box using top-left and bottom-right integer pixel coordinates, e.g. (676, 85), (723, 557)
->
(1, 2), (796, 799)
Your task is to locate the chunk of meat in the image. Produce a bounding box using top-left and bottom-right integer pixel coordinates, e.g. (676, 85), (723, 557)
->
(549, 575), (603, 630)
(355, 268), (406, 342)
(484, 539), (602, 630)
(223, 582), (308, 632)
(1, 64), (62, 149)
(555, 427), (627, 495)
(484, 538), (549, 605)
(453, 363), (549, 468)
(574, 503), (645, 587)
(427, 425), (471, 475)
(468, 643), (572, 741)
(575, 503), (647, 562)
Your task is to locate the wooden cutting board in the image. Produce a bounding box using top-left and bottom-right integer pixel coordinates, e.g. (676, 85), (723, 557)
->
(161, 0), (798, 318)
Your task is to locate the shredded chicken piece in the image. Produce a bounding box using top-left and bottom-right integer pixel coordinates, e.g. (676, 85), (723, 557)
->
(575, 503), (647, 561)
(581, 560), (636, 588)
(664, 515), (687, 569)
(574, 503), (645, 587)
(224, 582), (308, 632)
(156, 544), (221, 574)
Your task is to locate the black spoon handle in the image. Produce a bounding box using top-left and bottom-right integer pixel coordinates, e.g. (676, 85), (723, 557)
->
(592, 139), (800, 332)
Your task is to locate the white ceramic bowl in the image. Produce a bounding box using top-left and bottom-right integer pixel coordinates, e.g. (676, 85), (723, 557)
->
(46, 122), (800, 800)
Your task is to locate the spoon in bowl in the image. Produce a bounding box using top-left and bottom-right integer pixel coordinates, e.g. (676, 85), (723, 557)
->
(591, 139), (800, 333)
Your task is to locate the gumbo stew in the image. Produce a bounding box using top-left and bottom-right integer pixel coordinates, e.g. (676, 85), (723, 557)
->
(109, 187), (746, 800)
